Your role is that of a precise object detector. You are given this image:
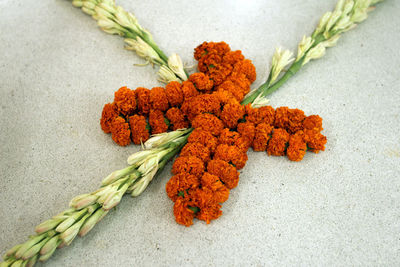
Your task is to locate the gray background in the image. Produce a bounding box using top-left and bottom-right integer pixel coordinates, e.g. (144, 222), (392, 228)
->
(1, 0), (399, 266)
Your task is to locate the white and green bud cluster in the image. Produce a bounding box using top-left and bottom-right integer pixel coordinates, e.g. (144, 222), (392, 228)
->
(270, 47), (295, 84)
(71, 0), (187, 83)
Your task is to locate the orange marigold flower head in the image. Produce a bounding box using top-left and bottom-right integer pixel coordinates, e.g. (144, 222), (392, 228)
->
(188, 129), (218, 153)
(286, 131), (307, 161)
(245, 104), (275, 125)
(166, 173), (200, 202)
(189, 188), (222, 224)
(195, 201), (222, 224)
(173, 197), (195, 227)
(129, 115), (150, 144)
(198, 52), (223, 73)
(181, 81), (199, 100)
(303, 115), (323, 132)
(214, 144), (248, 169)
(228, 72), (251, 96)
(165, 81), (184, 107)
(234, 137), (252, 153)
(304, 129), (327, 153)
(267, 128), (290, 156)
(100, 102), (119, 134)
(110, 117), (131, 146)
(180, 143), (211, 163)
(189, 72), (214, 91)
(252, 123), (274, 151)
(237, 122), (256, 145)
(172, 156), (205, 177)
(172, 120), (189, 130)
(135, 87), (151, 115)
(233, 59), (257, 83)
(166, 107), (185, 124)
(191, 113), (224, 136)
(212, 89), (237, 105)
(194, 41), (209, 61)
(181, 94), (221, 121)
(207, 159), (240, 189)
(213, 41), (231, 55)
(287, 108), (306, 134)
(222, 50), (244, 65)
(149, 109), (169, 134)
(149, 87), (169, 111)
(208, 63), (233, 85)
(220, 101), (245, 129)
(114, 86), (136, 116)
(274, 106), (289, 129)
(217, 80), (245, 102)
(201, 172), (230, 204)
(218, 128), (240, 146)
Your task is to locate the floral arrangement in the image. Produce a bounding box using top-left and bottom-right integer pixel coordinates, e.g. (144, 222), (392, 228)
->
(1, 0), (383, 266)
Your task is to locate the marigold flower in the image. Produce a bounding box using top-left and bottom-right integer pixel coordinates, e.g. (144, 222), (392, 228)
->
(201, 172), (230, 203)
(252, 123), (274, 151)
(220, 101), (245, 128)
(287, 108), (306, 134)
(110, 117), (131, 146)
(234, 137), (252, 153)
(180, 143), (210, 163)
(194, 41), (210, 61)
(166, 173), (200, 201)
(173, 197), (195, 227)
(267, 128), (290, 156)
(191, 113), (224, 136)
(222, 50), (244, 65)
(217, 80), (245, 102)
(149, 87), (169, 111)
(207, 62), (233, 84)
(218, 128), (240, 146)
(228, 72), (251, 96)
(304, 129), (327, 153)
(171, 121), (189, 130)
(135, 87), (151, 115)
(165, 81), (184, 107)
(286, 131), (307, 161)
(149, 109), (168, 134)
(181, 94), (221, 121)
(181, 81), (199, 100)
(165, 107), (185, 124)
(198, 52), (222, 73)
(245, 105), (275, 125)
(212, 89), (237, 105)
(100, 102), (119, 133)
(172, 156), (205, 177)
(274, 106), (289, 129)
(233, 59), (256, 83)
(189, 73), (214, 91)
(207, 159), (240, 189)
(128, 114), (150, 144)
(303, 115), (323, 132)
(188, 129), (218, 153)
(214, 144), (248, 169)
(114, 86), (136, 116)
(196, 202), (222, 224)
(237, 122), (256, 146)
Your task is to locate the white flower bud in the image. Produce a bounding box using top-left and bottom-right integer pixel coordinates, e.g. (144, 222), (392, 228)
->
(252, 95), (270, 108)
(270, 47), (294, 83)
(296, 35), (314, 61)
(130, 167), (158, 197)
(324, 9), (342, 36)
(144, 129), (189, 149)
(168, 53), (188, 81)
(321, 34), (341, 48)
(72, 0), (83, 7)
(342, 0), (355, 16)
(313, 12), (332, 37)
(302, 43), (326, 66)
(124, 37), (163, 65)
(157, 65), (180, 84)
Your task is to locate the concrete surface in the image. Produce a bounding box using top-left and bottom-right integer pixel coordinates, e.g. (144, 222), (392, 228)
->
(1, 0), (399, 266)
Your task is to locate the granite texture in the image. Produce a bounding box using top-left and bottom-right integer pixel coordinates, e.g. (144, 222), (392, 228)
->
(0, 0), (399, 266)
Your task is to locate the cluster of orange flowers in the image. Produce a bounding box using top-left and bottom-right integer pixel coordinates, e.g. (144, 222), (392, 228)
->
(100, 41), (255, 146)
(167, 103), (326, 226)
(100, 41), (327, 226)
